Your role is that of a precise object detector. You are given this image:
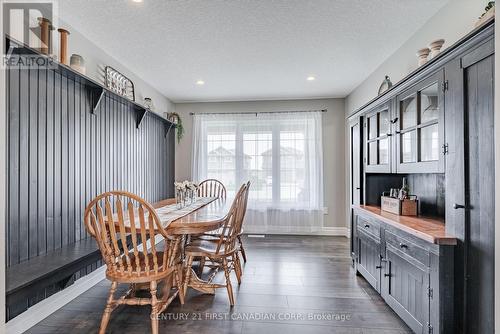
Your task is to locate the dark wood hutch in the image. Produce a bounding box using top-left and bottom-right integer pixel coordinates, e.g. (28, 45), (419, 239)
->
(348, 19), (495, 334)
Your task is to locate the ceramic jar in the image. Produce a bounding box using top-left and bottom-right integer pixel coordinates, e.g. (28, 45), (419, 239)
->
(429, 39), (445, 59)
(416, 48), (431, 67)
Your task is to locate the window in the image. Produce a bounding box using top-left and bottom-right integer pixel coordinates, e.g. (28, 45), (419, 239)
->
(192, 112), (324, 233)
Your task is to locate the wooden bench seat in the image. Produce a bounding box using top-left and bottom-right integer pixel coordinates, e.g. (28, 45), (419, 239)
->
(6, 238), (102, 320)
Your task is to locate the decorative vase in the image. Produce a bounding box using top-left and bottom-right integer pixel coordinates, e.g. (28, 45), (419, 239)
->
(416, 48), (431, 67)
(429, 39), (445, 59)
(70, 54), (85, 74)
(144, 97), (154, 111)
(37, 17), (54, 55)
(176, 189), (185, 209)
(57, 28), (70, 65)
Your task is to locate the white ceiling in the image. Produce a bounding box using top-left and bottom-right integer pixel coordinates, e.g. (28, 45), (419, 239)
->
(59, 0), (448, 102)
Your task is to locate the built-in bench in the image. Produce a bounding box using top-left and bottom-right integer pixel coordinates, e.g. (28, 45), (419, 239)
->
(6, 238), (102, 320)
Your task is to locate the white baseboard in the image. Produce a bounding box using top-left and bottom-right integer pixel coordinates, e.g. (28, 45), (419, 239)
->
(6, 265), (106, 334)
(320, 227), (350, 237)
(243, 227), (350, 237)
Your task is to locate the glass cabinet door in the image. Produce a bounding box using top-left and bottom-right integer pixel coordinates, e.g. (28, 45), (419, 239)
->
(365, 103), (393, 173)
(396, 71), (444, 173)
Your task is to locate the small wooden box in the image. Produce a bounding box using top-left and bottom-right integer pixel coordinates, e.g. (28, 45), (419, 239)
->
(381, 196), (418, 216)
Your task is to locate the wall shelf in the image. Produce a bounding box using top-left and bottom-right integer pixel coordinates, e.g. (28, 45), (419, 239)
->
(5, 35), (175, 133)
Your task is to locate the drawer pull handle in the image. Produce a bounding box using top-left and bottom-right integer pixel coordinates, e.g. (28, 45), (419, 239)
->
(399, 243), (408, 249)
(364, 224), (370, 228)
(376, 265), (382, 269)
(384, 273), (391, 277)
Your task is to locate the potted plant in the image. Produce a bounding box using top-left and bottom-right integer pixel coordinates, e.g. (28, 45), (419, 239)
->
(167, 112), (184, 143)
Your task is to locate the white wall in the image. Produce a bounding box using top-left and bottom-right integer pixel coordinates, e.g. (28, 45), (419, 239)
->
(346, 0), (485, 116)
(174, 98), (346, 229)
(55, 19), (175, 116)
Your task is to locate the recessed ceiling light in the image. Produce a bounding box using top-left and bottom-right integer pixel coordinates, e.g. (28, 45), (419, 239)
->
(307, 76), (316, 81)
(132, 0), (143, 3)
(196, 80), (205, 85)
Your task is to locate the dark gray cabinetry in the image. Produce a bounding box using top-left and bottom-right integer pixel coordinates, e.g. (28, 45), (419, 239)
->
(395, 70), (445, 174)
(349, 21), (494, 334)
(349, 117), (363, 259)
(355, 215), (381, 292)
(353, 208), (454, 334)
(444, 36), (495, 334)
(364, 102), (394, 173)
(383, 245), (429, 334)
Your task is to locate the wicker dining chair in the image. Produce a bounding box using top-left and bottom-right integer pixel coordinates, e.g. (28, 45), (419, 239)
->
(183, 182), (250, 306)
(84, 191), (183, 334)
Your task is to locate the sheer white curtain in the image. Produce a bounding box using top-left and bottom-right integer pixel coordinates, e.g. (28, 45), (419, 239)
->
(192, 112), (324, 233)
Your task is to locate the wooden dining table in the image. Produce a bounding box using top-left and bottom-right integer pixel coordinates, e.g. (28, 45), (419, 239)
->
(150, 197), (232, 301)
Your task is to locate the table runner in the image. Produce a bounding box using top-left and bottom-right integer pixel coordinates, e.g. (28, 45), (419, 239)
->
(155, 196), (217, 227)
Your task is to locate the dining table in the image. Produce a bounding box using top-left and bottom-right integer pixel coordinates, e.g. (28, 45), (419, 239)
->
(149, 196), (232, 302)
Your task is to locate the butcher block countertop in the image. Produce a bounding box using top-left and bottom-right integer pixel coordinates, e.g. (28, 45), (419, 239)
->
(355, 205), (457, 246)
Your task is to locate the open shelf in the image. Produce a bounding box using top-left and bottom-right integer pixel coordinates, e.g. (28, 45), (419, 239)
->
(5, 35), (175, 130)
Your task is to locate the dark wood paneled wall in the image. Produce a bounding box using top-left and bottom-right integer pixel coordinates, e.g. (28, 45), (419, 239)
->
(365, 173), (445, 218)
(7, 60), (175, 267)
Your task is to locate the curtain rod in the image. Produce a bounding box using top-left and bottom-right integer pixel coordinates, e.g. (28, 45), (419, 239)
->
(189, 109), (327, 116)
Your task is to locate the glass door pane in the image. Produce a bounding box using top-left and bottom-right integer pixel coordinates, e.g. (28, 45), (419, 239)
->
(420, 83), (439, 123)
(401, 131), (416, 163)
(401, 96), (417, 129)
(368, 115), (378, 140)
(379, 138), (389, 164)
(420, 124), (439, 161)
(368, 141), (378, 165)
(379, 109), (390, 136)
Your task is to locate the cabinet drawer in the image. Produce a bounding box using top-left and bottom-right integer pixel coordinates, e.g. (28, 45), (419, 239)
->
(356, 214), (381, 238)
(385, 230), (429, 266)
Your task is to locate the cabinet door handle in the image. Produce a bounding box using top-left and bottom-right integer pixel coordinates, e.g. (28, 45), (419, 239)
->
(364, 224), (370, 228)
(453, 203), (466, 210)
(376, 265), (382, 269)
(390, 117), (399, 124)
(386, 133), (393, 137)
(395, 131), (401, 134)
(399, 243), (408, 249)
(384, 273), (391, 277)
(356, 187), (361, 190)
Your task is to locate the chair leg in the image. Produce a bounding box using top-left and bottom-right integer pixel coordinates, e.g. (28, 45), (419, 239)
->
(198, 256), (206, 276)
(238, 235), (247, 263)
(150, 280), (159, 334)
(233, 252), (242, 285)
(174, 265), (185, 305)
(99, 281), (117, 334)
(183, 256), (194, 300)
(222, 258), (234, 306)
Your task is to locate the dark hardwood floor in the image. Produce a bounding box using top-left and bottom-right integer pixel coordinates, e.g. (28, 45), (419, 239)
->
(26, 235), (410, 333)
